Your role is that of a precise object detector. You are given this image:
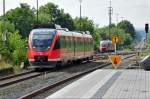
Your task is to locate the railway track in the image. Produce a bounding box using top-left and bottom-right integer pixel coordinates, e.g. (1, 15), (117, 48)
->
(0, 55), (101, 89)
(0, 53), (135, 99)
(19, 54), (135, 99)
(0, 60), (107, 98)
(0, 70), (34, 81)
(0, 52), (134, 88)
(0, 72), (42, 88)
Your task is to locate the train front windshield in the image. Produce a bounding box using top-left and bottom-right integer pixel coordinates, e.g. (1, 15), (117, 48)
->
(31, 29), (55, 51)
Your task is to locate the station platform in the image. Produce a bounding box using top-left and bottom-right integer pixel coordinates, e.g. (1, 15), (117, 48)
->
(46, 69), (150, 99)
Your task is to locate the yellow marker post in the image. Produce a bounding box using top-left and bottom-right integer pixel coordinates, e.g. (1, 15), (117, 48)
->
(109, 55), (121, 69)
(109, 35), (121, 69)
(112, 35), (119, 54)
(112, 35), (119, 44)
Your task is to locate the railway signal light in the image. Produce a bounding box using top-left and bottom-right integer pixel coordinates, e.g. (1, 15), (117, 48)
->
(145, 23), (149, 33)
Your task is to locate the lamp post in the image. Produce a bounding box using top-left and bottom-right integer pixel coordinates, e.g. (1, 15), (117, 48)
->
(116, 13), (119, 51)
(108, 0), (113, 40)
(2, 0), (6, 42)
(116, 13), (119, 36)
(36, 0), (39, 23)
(3, 0), (5, 19)
(79, 0), (82, 31)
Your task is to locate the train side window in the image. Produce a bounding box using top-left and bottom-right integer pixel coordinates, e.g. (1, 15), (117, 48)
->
(65, 36), (68, 48)
(84, 38), (86, 51)
(71, 37), (74, 51)
(64, 36), (66, 48)
(54, 37), (60, 49)
(69, 37), (72, 48)
(67, 37), (71, 49)
(74, 37), (77, 50)
(82, 39), (84, 51)
(80, 38), (82, 51)
(77, 38), (79, 51)
(88, 39), (90, 50)
(89, 39), (91, 50)
(90, 39), (93, 50)
(61, 36), (66, 48)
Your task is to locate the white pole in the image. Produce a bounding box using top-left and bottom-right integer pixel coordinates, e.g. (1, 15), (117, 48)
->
(115, 43), (117, 54)
(79, 0), (82, 31)
(37, 0), (39, 23)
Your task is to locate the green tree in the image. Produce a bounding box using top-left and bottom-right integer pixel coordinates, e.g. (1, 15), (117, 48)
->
(117, 20), (135, 38)
(93, 25), (102, 51)
(5, 3), (35, 37)
(0, 20), (27, 65)
(74, 17), (94, 34)
(39, 2), (75, 30)
(39, 2), (59, 21)
(8, 32), (27, 65)
(123, 34), (132, 48)
(0, 21), (15, 33)
(96, 25), (133, 49)
(0, 21), (16, 56)
(55, 9), (75, 30)
(38, 13), (52, 24)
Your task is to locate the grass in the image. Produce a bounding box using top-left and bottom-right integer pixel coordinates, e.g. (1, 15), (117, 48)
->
(140, 50), (150, 57)
(123, 49), (131, 51)
(122, 47), (133, 52)
(0, 60), (12, 70)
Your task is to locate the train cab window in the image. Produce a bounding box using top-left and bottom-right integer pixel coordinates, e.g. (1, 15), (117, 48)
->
(31, 29), (55, 51)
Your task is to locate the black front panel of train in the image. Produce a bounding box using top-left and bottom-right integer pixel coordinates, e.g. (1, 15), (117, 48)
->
(34, 56), (48, 62)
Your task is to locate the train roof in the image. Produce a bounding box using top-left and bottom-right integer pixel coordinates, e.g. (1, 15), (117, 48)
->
(31, 24), (92, 38)
(57, 30), (92, 38)
(30, 29), (92, 39)
(57, 30), (73, 36)
(84, 33), (93, 38)
(100, 40), (112, 44)
(31, 28), (55, 31)
(57, 30), (83, 37)
(30, 28), (56, 35)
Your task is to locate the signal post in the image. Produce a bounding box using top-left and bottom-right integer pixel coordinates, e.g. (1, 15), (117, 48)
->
(112, 35), (119, 54)
(109, 35), (121, 69)
(145, 23), (149, 43)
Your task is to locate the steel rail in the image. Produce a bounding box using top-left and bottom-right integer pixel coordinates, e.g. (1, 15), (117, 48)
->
(20, 54), (135, 99)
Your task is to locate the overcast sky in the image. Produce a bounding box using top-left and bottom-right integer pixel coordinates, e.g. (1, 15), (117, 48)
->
(0, 0), (150, 28)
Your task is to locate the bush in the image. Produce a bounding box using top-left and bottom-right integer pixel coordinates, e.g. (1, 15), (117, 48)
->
(8, 32), (27, 65)
(12, 49), (27, 65)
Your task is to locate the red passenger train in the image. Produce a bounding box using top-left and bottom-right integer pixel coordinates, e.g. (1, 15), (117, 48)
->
(27, 24), (94, 69)
(99, 40), (115, 52)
